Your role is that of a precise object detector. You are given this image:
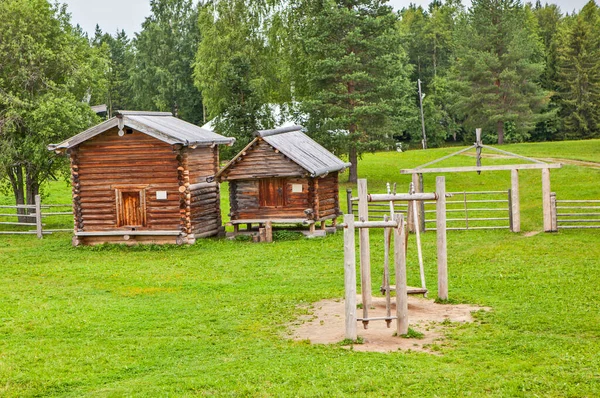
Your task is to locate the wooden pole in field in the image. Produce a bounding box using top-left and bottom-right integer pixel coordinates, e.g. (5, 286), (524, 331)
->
(394, 214), (408, 335)
(357, 179), (372, 315)
(511, 169), (521, 233)
(436, 176), (448, 300)
(550, 192), (558, 232)
(343, 214), (357, 340)
(35, 195), (43, 239)
(542, 168), (552, 232)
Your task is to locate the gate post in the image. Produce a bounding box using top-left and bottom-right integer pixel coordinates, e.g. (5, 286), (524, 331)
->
(35, 195), (43, 239)
(511, 169), (521, 232)
(550, 192), (558, 232)
(542, 168), (552, 232)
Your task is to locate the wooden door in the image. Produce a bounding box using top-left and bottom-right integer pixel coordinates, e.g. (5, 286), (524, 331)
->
(116, 190), (147, 227)
(259, 178), (286, 207)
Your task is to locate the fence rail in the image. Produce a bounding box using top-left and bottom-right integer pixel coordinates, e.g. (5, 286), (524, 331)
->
(554, 195), (600, 229)
(424, 190), (511, 231)
(347, 188), (511, 231)
(0, 195), (71, 238)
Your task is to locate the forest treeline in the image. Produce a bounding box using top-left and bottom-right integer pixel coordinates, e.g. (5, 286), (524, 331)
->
(1, 0), (599, 203)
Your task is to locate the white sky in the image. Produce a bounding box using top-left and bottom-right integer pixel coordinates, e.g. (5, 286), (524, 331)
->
(61, 0), (589, 39)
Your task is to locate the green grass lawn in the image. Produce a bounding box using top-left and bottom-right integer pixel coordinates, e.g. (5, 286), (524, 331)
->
(0, 140), (599, 396)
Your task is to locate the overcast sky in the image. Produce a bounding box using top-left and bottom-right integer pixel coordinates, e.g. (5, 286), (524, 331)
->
(61, 0), (589, 39)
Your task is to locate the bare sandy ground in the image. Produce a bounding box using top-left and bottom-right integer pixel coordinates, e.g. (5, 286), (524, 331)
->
(290, 295), (490, 353)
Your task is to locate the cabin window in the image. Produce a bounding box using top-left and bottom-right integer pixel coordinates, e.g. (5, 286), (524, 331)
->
(115, 188), (147, 227)
(259, 178), (287, 207)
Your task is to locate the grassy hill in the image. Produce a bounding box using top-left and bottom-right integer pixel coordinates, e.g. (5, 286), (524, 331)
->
(0, 139), (598, 396)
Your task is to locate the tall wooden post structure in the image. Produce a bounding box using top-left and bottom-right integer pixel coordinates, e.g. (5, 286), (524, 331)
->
(400, 129), (561, 233)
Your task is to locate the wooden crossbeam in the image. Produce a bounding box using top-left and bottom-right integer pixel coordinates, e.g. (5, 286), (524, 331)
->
(400, 163), (562, 174)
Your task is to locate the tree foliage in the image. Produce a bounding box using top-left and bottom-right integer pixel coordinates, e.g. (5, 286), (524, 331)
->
(0, 0), (101, 209)
(555, 1), (600, 139)
(288, 0), (415, 182)
(451, 0), (550, 144)
(91, 27), (134, 116)
(194, 0), (291, 155)
(131, 0), (203, 124)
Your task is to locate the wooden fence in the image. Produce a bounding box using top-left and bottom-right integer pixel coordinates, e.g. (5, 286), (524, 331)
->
(347, 189), (511, 231)
(424, 190), (511, 231)
(554, 194), (600, 230)
(0, 195), (71, 238)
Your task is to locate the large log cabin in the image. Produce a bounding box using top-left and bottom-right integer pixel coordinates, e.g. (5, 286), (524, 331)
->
(216, 126), (351, 234)
(48, 111), (234, 246)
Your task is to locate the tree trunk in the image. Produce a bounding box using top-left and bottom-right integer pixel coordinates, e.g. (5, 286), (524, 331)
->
(6, 166), (29, 222)
(348, 145), (358, 183)
(497, 120), (504, 145)
(25, 168), (40, 224)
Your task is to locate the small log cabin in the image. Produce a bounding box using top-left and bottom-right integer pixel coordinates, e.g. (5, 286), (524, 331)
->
(216, 125), (351, 234)
(48, 111), (235, 246)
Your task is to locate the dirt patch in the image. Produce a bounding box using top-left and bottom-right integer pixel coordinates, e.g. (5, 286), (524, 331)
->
(290, 296), (490, 353)
(523, 230), (542, 237)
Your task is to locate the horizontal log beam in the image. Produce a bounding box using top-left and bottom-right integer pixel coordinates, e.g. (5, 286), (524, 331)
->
(76, 230), (183, 237)
(367, 193), (439, 202)
(230, 218), (314, 225)
(400, 163), (562, 174)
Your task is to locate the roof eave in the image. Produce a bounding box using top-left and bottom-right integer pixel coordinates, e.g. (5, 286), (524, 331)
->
(311, 162), (352, 177)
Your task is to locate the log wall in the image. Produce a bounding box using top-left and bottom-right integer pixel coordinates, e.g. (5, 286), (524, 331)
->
(230, 178), (311, 220)
(315, 173), (340, 220)
(185, 147), (221, 237)
(187, 146), (219, 183)
(74, 127), (181, 232)
(221, 139), (306, 180)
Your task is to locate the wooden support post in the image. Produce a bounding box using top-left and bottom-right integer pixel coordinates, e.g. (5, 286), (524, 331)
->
(436, 176), (448, 301)
(419, 173), (425, 232)
(35, 195), (43, 239)
(346, 188), (353, 215)
(542, 168), (552, 232)
(408, 173), (423, 232)
(320, 221), (327, 230)
(357, 179), (372, 312)
(343, 214), (357, 341)
(412, 198), (426, 296)
(511, 169), (521, 233)
(383, 216), (392, 328)
(550, 192), (558, 232)
(408, 176), (416, 232)
(259, 227), (266, 242)
(233, 224), (239, 234)
(265, 221), (273, 242)
(394, 214), (408, 336)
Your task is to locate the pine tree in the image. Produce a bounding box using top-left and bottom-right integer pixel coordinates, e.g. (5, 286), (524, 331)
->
(194, 0), (285, 155)
(288, 0), (414, 182)
(130, 0), (203, 124)
(555, 1), (600, 139)
(451, 0), (550, 144)
(91, 27), (133, 116)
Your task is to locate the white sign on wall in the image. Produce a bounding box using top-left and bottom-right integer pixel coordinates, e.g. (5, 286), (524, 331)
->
(292, 184), (303, 193)
(156, 191), (168, 200)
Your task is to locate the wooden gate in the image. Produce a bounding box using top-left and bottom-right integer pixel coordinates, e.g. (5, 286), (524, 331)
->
(424, 190), (511, 231)
(554, 195), (600, 229)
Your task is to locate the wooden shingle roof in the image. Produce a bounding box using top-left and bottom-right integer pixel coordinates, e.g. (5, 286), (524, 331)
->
(217, 126), (351, 179)
(48, 111), (235, 153)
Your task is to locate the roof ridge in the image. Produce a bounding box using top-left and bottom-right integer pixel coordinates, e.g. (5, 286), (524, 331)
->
(255, 125), (303, 138)
(116, 110), (173, 117)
